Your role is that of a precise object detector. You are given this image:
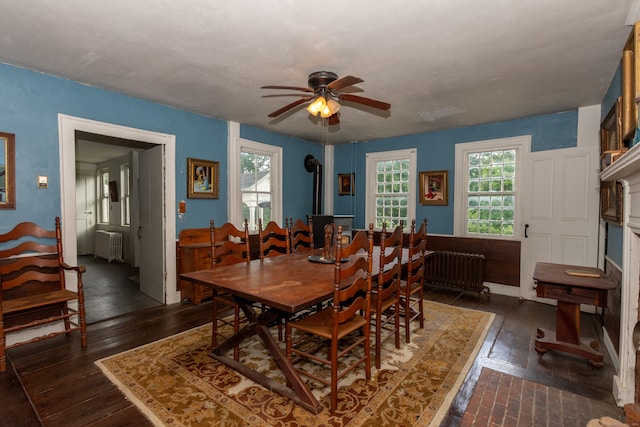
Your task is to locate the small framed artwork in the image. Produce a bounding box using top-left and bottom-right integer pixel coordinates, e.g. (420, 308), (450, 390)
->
(0, 132), (15, 209)
(419, 170), (448, 206)
(108, 181), (119, 202)
(338, 173), (355, 196)
(600, 97), (623, 159)
(601, 180), (623, 225)
(187, 158), (219, 199)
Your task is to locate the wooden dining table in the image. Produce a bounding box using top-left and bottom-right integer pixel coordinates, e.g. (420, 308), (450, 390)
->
(180, 246), (413, 413)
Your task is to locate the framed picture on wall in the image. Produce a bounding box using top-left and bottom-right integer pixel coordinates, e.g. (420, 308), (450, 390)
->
(108, 181), (119, 202)
(338, 173), (355, 196)
(600, 97), (623, 158)
(187, 158), (219, 199)
(419, 170), (448, 205)
(601, 180), (623, 225)
(0, 132), (15, 209)
(622, 22), (640, 140)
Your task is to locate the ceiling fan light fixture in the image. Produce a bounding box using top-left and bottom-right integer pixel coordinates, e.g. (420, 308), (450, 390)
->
(328, 98), (340, 113)
(306, 96), (327, 116)
(320, 106), (332, 118)
(319, 98), (341, 118)
(263, 71), (389, 124)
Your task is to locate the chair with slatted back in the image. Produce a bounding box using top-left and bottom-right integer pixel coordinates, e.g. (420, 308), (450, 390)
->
(210, 219), (250, 360)
(259, 219), (290, 259)
(285, 224), (374, 412)
(400, 218), (427, 343)
(258, 219), (291, 340)
(0, 217), (87, 372)
(289, 217), (314, 253)
(370, 222), (402, 369)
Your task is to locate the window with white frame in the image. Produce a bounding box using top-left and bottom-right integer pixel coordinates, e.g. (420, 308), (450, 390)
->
(365, 149), (416, 229)
(98, 168), (110, 224)
(455, 137), (527, 239)
(120, 163), (130, 226)
(229, 138), (282, 232)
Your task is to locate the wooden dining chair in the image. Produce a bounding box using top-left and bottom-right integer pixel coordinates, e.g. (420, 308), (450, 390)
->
(400, 218), (427, 343)
(370, 222), (402, 369)
(210, 219), (250, 360)
(0, 217), (87, 372)
(289, 217), (314, 252)
(285, 224), (374, 412)
(258, 218), (290, 339)
(259, 219), (290, 259)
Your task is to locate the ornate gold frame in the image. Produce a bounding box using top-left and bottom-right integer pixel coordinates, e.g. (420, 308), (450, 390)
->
(419, 170), (448, 206)
(622, 22), (640, 139)
(0, 132), (15, 209)
(187, 158), (219, 199)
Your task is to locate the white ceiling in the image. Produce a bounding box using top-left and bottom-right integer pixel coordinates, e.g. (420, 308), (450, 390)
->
(0, 1), (637, 146)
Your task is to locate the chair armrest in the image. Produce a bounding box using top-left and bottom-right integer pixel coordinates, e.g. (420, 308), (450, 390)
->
(60, 262), (86, 274)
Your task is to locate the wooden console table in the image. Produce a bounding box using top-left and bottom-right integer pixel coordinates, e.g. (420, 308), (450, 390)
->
(533, 262), (616, 368)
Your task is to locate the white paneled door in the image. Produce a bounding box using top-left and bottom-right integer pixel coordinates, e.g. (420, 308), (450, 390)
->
(520, 145), (600, 301)
(138, 145), (165, 303)
(75, 174), (95, 256)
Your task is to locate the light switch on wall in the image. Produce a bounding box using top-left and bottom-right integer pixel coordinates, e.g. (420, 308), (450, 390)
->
(37, 175), (48, 188)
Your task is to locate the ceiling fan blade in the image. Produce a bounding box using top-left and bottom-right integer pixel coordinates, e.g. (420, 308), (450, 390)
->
(261, 85), (313, 93)
(328, 75), (363, 91)
(339, 93), (391, 111)
(262, 94), (311, 98)
(328, 113), (340, 126)
(267, 97), (313, 117)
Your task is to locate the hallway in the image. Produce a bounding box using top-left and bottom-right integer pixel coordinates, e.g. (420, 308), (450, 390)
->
(79, 255), (160, 324)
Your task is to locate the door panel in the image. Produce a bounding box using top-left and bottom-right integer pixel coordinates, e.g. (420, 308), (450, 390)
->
(138, 145), (165, 303)
(562, 235), (588, 265)
(75, 174), (95, 255)
(521, 146), (599, 300)
(530, 158), (554, 220)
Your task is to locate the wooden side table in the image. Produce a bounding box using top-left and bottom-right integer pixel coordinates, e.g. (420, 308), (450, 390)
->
(533, 262), (616, 368)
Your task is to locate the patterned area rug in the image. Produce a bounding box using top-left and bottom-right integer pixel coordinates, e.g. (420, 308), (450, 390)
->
(96, 301), (494, 426)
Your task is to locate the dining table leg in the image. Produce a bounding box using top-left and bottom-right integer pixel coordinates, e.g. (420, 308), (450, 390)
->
(209, 299), (323, 414)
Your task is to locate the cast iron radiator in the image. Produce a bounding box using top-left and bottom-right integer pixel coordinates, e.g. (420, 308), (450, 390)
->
(424, 251), (489, 295)
(95, 230), (123, 263)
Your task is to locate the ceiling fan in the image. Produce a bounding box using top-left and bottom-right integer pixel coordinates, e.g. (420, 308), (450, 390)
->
(261, 71), (390, 125)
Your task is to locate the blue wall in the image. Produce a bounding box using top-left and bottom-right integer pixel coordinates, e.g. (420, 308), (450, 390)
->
(334, 110), (578, 232)
(1, 60), (609, 240)
(0, 63), (315, 235)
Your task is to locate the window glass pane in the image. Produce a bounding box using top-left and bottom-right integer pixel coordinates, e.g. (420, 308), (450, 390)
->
(121, 163), (130, 226)
(242, 192), (258, 231)
(100, 199), (109, 223)
(99, 170), (109, 224)
(102, 172), (109, 197)
(373, 158), (410, 228)
(464, 149), (517, 237)
(241, 150), (272, 231)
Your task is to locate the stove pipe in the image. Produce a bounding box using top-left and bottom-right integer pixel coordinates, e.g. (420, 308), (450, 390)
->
(305, 155), (322, 215)
(313, 163), (323, 215)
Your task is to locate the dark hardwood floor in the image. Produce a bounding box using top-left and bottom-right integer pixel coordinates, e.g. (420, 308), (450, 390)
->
(0, 275), (626, 426)
(79, 255), (161, 324)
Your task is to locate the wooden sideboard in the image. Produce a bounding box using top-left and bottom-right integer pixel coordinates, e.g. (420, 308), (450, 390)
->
(176, 228), (212, 304)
